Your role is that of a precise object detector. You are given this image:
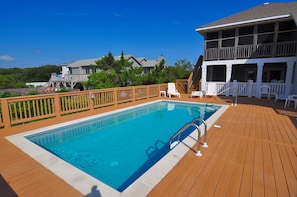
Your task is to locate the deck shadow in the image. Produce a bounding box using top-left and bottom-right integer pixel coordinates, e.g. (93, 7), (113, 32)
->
(0, 174), (18, 197)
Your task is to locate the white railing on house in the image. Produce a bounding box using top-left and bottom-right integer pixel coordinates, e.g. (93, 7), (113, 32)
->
(50, 73), (90, 82)
(276, 41), (297, 56)
(205, 81), (288, 98)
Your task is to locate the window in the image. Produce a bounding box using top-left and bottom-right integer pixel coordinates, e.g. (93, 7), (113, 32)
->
(258, 33), (274, 44)
(262, 63), (286, 82)
(258, 23), (274, 33)
(231, 64), (257, 82)
(206, 41), (218, 49)
(239, 26), (254, 35)
(222, 29), (235, 38)
(238, 35), (253, 45)
(206, 65), (226, 82)
(222, 38), (235, 47)
(279, 20), (297, 31)
(206, 32), (219, 40)
(278, 32), (297, 42)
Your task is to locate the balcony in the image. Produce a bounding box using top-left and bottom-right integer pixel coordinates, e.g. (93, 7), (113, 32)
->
(204, 41), (297, 61)
(49, 73), (90, 82)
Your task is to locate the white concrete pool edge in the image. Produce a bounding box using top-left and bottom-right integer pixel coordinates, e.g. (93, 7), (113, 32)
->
(6, 100), (229, 197)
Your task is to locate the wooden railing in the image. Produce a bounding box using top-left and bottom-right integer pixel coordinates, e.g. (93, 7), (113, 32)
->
(176, 80), (187, 93)
(0, 84), (168, 130)
(276, 41), (297, 56)
(204, 41), (297, 60)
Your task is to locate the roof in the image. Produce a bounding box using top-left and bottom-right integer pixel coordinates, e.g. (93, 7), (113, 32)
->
(196, 2), (297, 33)
(67, 58), (98, 68)
(142, 56), (165, 68)
(66, 55), (163, 68)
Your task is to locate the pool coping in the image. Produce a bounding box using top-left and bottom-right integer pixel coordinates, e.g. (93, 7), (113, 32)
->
(6, 100), (229, 197)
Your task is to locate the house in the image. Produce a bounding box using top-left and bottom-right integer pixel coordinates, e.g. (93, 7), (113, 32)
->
(48, 54), (165, 90)
(196, 2), (297, 98)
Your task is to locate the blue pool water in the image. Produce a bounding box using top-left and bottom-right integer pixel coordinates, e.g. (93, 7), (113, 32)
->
(26, 101), (220, 192)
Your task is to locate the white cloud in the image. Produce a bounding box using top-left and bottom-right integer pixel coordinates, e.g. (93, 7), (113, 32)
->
(0, 55), (15, 61)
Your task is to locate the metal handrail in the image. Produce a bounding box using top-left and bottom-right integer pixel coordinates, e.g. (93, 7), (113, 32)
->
(191, 118), (208, 148)
(169, 122), (202, 156)
(217, 87), (238, 106)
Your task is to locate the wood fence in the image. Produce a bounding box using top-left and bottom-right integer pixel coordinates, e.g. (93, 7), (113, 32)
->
(0, 84), (168, 131)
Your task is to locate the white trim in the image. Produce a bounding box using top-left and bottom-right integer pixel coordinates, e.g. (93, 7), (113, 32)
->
(196, 14), (291, 32)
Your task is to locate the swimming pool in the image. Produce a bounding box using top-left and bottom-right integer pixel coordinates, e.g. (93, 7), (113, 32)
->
(7, 100), (228, 196)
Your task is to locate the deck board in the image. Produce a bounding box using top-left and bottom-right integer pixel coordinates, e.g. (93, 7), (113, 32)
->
(148, 96), (297, 197)
(0, 95), (296, 196)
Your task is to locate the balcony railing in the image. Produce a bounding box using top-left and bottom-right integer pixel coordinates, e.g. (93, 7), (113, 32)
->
(0, 84), (168, 130)
(50, 73), (90, 82)
(204, 41), (297, 60)
(205, 81), (287, 97)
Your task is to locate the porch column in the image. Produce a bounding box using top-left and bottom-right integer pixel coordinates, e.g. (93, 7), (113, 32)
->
(225, 64), (232, 96)
(285, 61), (294, 95)
(201, 64), (207, 91)
(247, 80), (253, 98)
(256, 63), (264, 98)
(293, 61), (297, 94)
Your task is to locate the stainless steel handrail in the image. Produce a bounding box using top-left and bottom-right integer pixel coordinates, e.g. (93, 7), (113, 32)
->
(191, 118), (208, 148)
(169, 122), (202, 156)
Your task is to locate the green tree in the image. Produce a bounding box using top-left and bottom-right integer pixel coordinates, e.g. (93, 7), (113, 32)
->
(86, 51), (143, 89)
(95, 51), (115, 72)
(22, 65), (61, 82)
(86, 53), (191, 88)
(0, 75), (26, 88)
(0, 65), (61, 89)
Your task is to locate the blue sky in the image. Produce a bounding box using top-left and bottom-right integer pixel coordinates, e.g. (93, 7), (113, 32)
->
(0, 0), (292, 68)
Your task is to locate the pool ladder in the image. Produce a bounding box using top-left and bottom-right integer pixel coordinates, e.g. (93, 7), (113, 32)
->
(169, 118), (207, 157)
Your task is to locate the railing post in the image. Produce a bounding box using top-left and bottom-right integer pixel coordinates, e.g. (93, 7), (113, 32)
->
(114, 88), (118, 106)
(132, 87), (135, 102)
(89, 91), (94, 111)
(1, 98), (12, 128)
(232, 80), (237, 96)
(247, 80), (253, 98)
(158, 84), (161, 98)
(54, 93), (61, 118)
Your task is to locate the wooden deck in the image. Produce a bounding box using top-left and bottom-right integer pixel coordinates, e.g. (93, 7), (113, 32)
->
(0, 95), (296, 196)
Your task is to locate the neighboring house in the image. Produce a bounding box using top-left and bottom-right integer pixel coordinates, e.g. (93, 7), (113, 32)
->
(196, 2), (297, 98)
(48, 55), (165, 90)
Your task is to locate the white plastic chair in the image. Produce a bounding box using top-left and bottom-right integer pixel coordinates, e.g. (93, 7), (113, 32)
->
(284, 95), (297, 109)
(167, 83), (180, 98)
(191, 91), (204, 99)
(259, 85), (271, 99)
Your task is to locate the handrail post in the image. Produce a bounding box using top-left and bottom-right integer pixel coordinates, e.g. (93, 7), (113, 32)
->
(191, 118), (208, 148)
(191, 123), (202, 157)
(168, 122), (202, 157)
